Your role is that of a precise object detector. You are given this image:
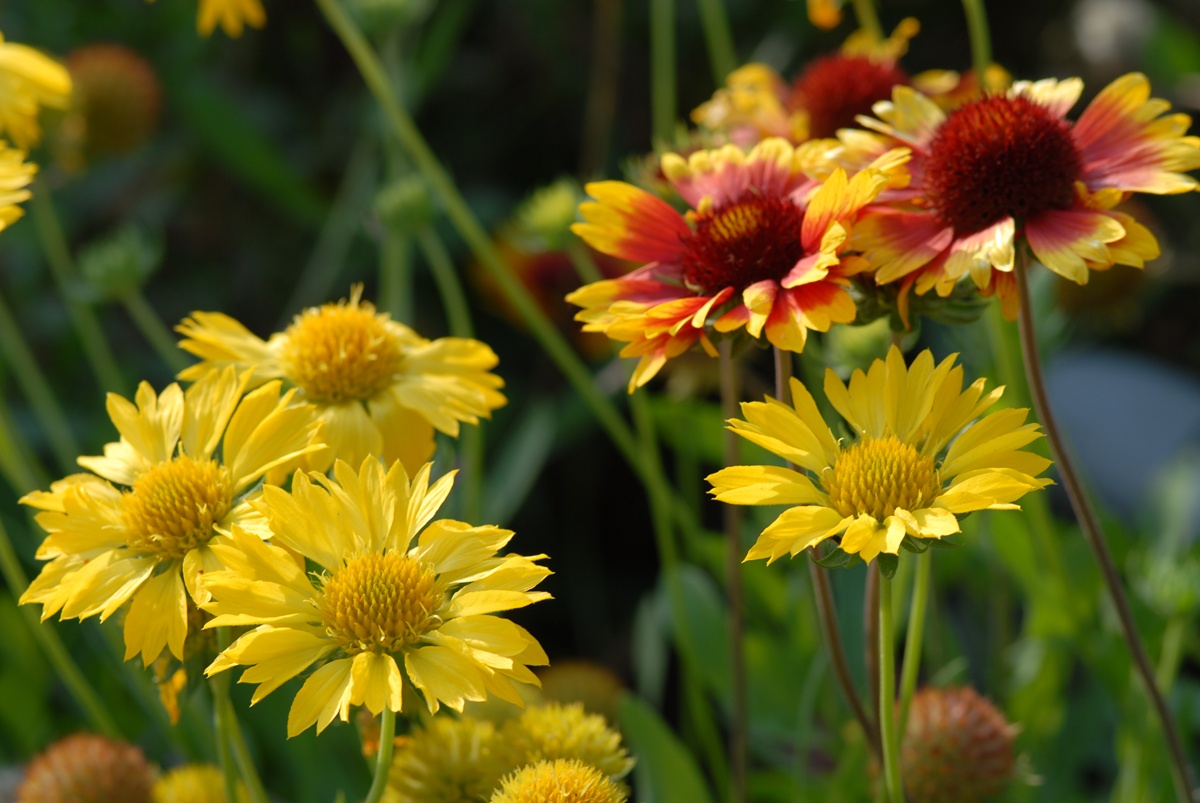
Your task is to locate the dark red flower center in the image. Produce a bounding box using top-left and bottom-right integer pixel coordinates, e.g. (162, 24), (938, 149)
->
(680, 197), (807, 295)
(923, 94), (1082, 235)
(790, 54), (909, 139)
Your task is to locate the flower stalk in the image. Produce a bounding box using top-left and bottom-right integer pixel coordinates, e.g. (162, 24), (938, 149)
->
(719, 339), (747, 803)
(897, 550), (931, 736)
(878, 573), (903, 803)
(1014, 256), (1197, 803)
(363, 707), (396, 803)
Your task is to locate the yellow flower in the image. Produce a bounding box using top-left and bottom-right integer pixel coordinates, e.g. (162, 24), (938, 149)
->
(708, 347), (1052, 565)
(498, 702), (633, 782)
(202, 457), (551, 736)
(0, 142), (36, 232)
(198, 0), (266, 37)
(154, 764), (245, 803)
(177, 286), (506, 475)
(19, 367), (322, 666)
(490, 759), (628, 803)
(384, 716), (503, 803)
(0, 31), (71, 149)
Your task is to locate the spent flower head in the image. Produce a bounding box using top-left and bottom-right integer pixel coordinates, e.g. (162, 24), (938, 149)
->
(16, 733), (156, 803)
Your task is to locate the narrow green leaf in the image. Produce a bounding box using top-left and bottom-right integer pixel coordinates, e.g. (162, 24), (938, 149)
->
(618, 693), (715, 803)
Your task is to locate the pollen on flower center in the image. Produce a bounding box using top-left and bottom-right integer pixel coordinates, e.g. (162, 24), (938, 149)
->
(122, 456), (233, 559)
(279, 300), (404, 404)
(319, 553), (442, 655)
(823, 436), (940, 520)
(790, 54), (910, 139)
(680, 197), (807, 295)
(923, 94), (1082, 235)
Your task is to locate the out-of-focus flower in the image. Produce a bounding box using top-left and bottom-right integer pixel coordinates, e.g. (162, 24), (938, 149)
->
(0, 31), (71, 149)
(848, 74), (1200, 319)
(902, 687), (1018, 803)
(19, 368), (322, 666)
(0, 143), (36, 233)
(568, 138), (906, 391)
(489, 759), (628, 803)
(202, 458), (552, 736)
(177, 286), (506, 476)
(498, 702), (633, 781)
(56, 44), (161, 170)
(153, 764), (246, 803)
(807, 0), (843, 30)
(708, 347), (1051, 566)
(536, 660), (625, 724)
(16, 733), (156, 803)
(383, 716), (503, 803)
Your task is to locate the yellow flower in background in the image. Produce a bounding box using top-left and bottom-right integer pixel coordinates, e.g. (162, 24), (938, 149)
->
(0, 143), (36, 232)
(498, 702), (634, 782)
(177, 285), (507, 476)
(384, 716), (503, 803)
(198, 0), (266, 37)
(0, 31), (71, 149)
(202, 458), (551, 736)
(490, 759), (628, 803)
(708, 347), (1052, 565)
(154, 764), (246, 803)
(19, 367), (322, 666)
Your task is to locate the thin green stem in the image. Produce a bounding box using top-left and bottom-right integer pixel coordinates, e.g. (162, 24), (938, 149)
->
(1015, 260), (1197, 803)
(363, 707), (396, 803)
(774, 347), (880, 759)
(379, 231), (414, 324)
(121, 290), (190, 374)
(0, 517), (121, 737)
(0, 395), (48, 494)
(212, 628), (269, 803)
(851, 0), (884, 43)
(650, 0), (677, 145)
(0, 287), (81, 473)
(29, 187), (126, 396)
(865, 563), (880, 736)
(565, 238), (604, 285)
(313, 0), (642, 473)
(417, 226), (473, 338)
(695, 0), (737, 86)
(878, 574), (904, 803)
(959, 0), (992, 81)
(897, 550), (931, 736)
(719, 340), (746, 803)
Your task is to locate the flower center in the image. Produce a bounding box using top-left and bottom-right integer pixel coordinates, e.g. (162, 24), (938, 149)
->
(318, 553), (443, 655)
(823, 436), (940, 520)
(680, 197), (807, 295)
(789, 54), (910, 139)
(122, 456), (233, 559)
(923, 94), (1082, 235)
(493, 759), (627, 803)
(279, 300), (404, 404)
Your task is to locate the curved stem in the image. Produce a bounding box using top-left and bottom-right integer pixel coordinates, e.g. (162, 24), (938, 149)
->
(695, 0), (737, 86)
(1015, 261), (1197, 803)
(121, 290), (190, 374)
(878, 574), (904, 803)
(774, 347), (880, 759)
(851, 0), (884, 43)
(363, 707), (396, 803)
(959, 0), (992, 81)
(719, 340), (746, 803)
(30, 186), (126, 396)
(897, 550), (930, 737)
(650, 0), (676, 144)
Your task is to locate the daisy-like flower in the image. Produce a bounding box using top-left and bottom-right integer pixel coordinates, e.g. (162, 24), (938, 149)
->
(708, 347), (1052, 566)
(0, 31), (72, 149)
(202, 457), (551, 736)
(498, 702), (634, 782)
(384, 716), (503, 803)
(19, 367), (322, 666)
(490, 760), (628, 803)
(850, 74), (1200, 318)
(0, 142), (36, 232)
(567, 138), (907, 391)
(197, 0), (266, 37)
(176, 285), (506, 475)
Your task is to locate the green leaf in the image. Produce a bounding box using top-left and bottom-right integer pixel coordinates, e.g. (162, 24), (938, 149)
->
(812, 546), (859, 569)
(618, 693), (715, 803)
(877, 552), (899, 578)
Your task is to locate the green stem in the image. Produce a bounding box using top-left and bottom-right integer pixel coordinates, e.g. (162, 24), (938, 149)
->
(851, 0), (884, 42)
(313, 0), (642, 474)
(0, 517), (121, 737)
(565, 238), (604, 286)
(774, 348), (880, 759)
(417, 226), (474, 338)
(363, 707), (396, 803)
(719, 340), (746, 803)
(29, 187), (126, 396)
(0, 394), (49, 494)
(0, 287), (81, 473)
(695, 0), (737, 86)
(379, 231), (414, 324)
(865, 563), (880, 735)
(897, 550), (930, 736)
(959, 0), (992, 81)
(213, 628), (270, 803)
(650, 0), (677, 145)
(121, 290), (190, 374)
(878, 574), (904, 803)
(1015, 259), (1196, 803)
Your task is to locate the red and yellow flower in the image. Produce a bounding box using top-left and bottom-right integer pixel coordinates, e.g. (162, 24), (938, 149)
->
(847, 74), (1200, 319)
(567, 138), (907, 391)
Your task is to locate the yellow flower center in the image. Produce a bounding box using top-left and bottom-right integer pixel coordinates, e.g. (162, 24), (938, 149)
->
(824, 436), (940, 520)
(319, 553), (442, 655)
(122, 455), (233, 559)
(492, 759), (627, 803)
(279, 300), (403, 404)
